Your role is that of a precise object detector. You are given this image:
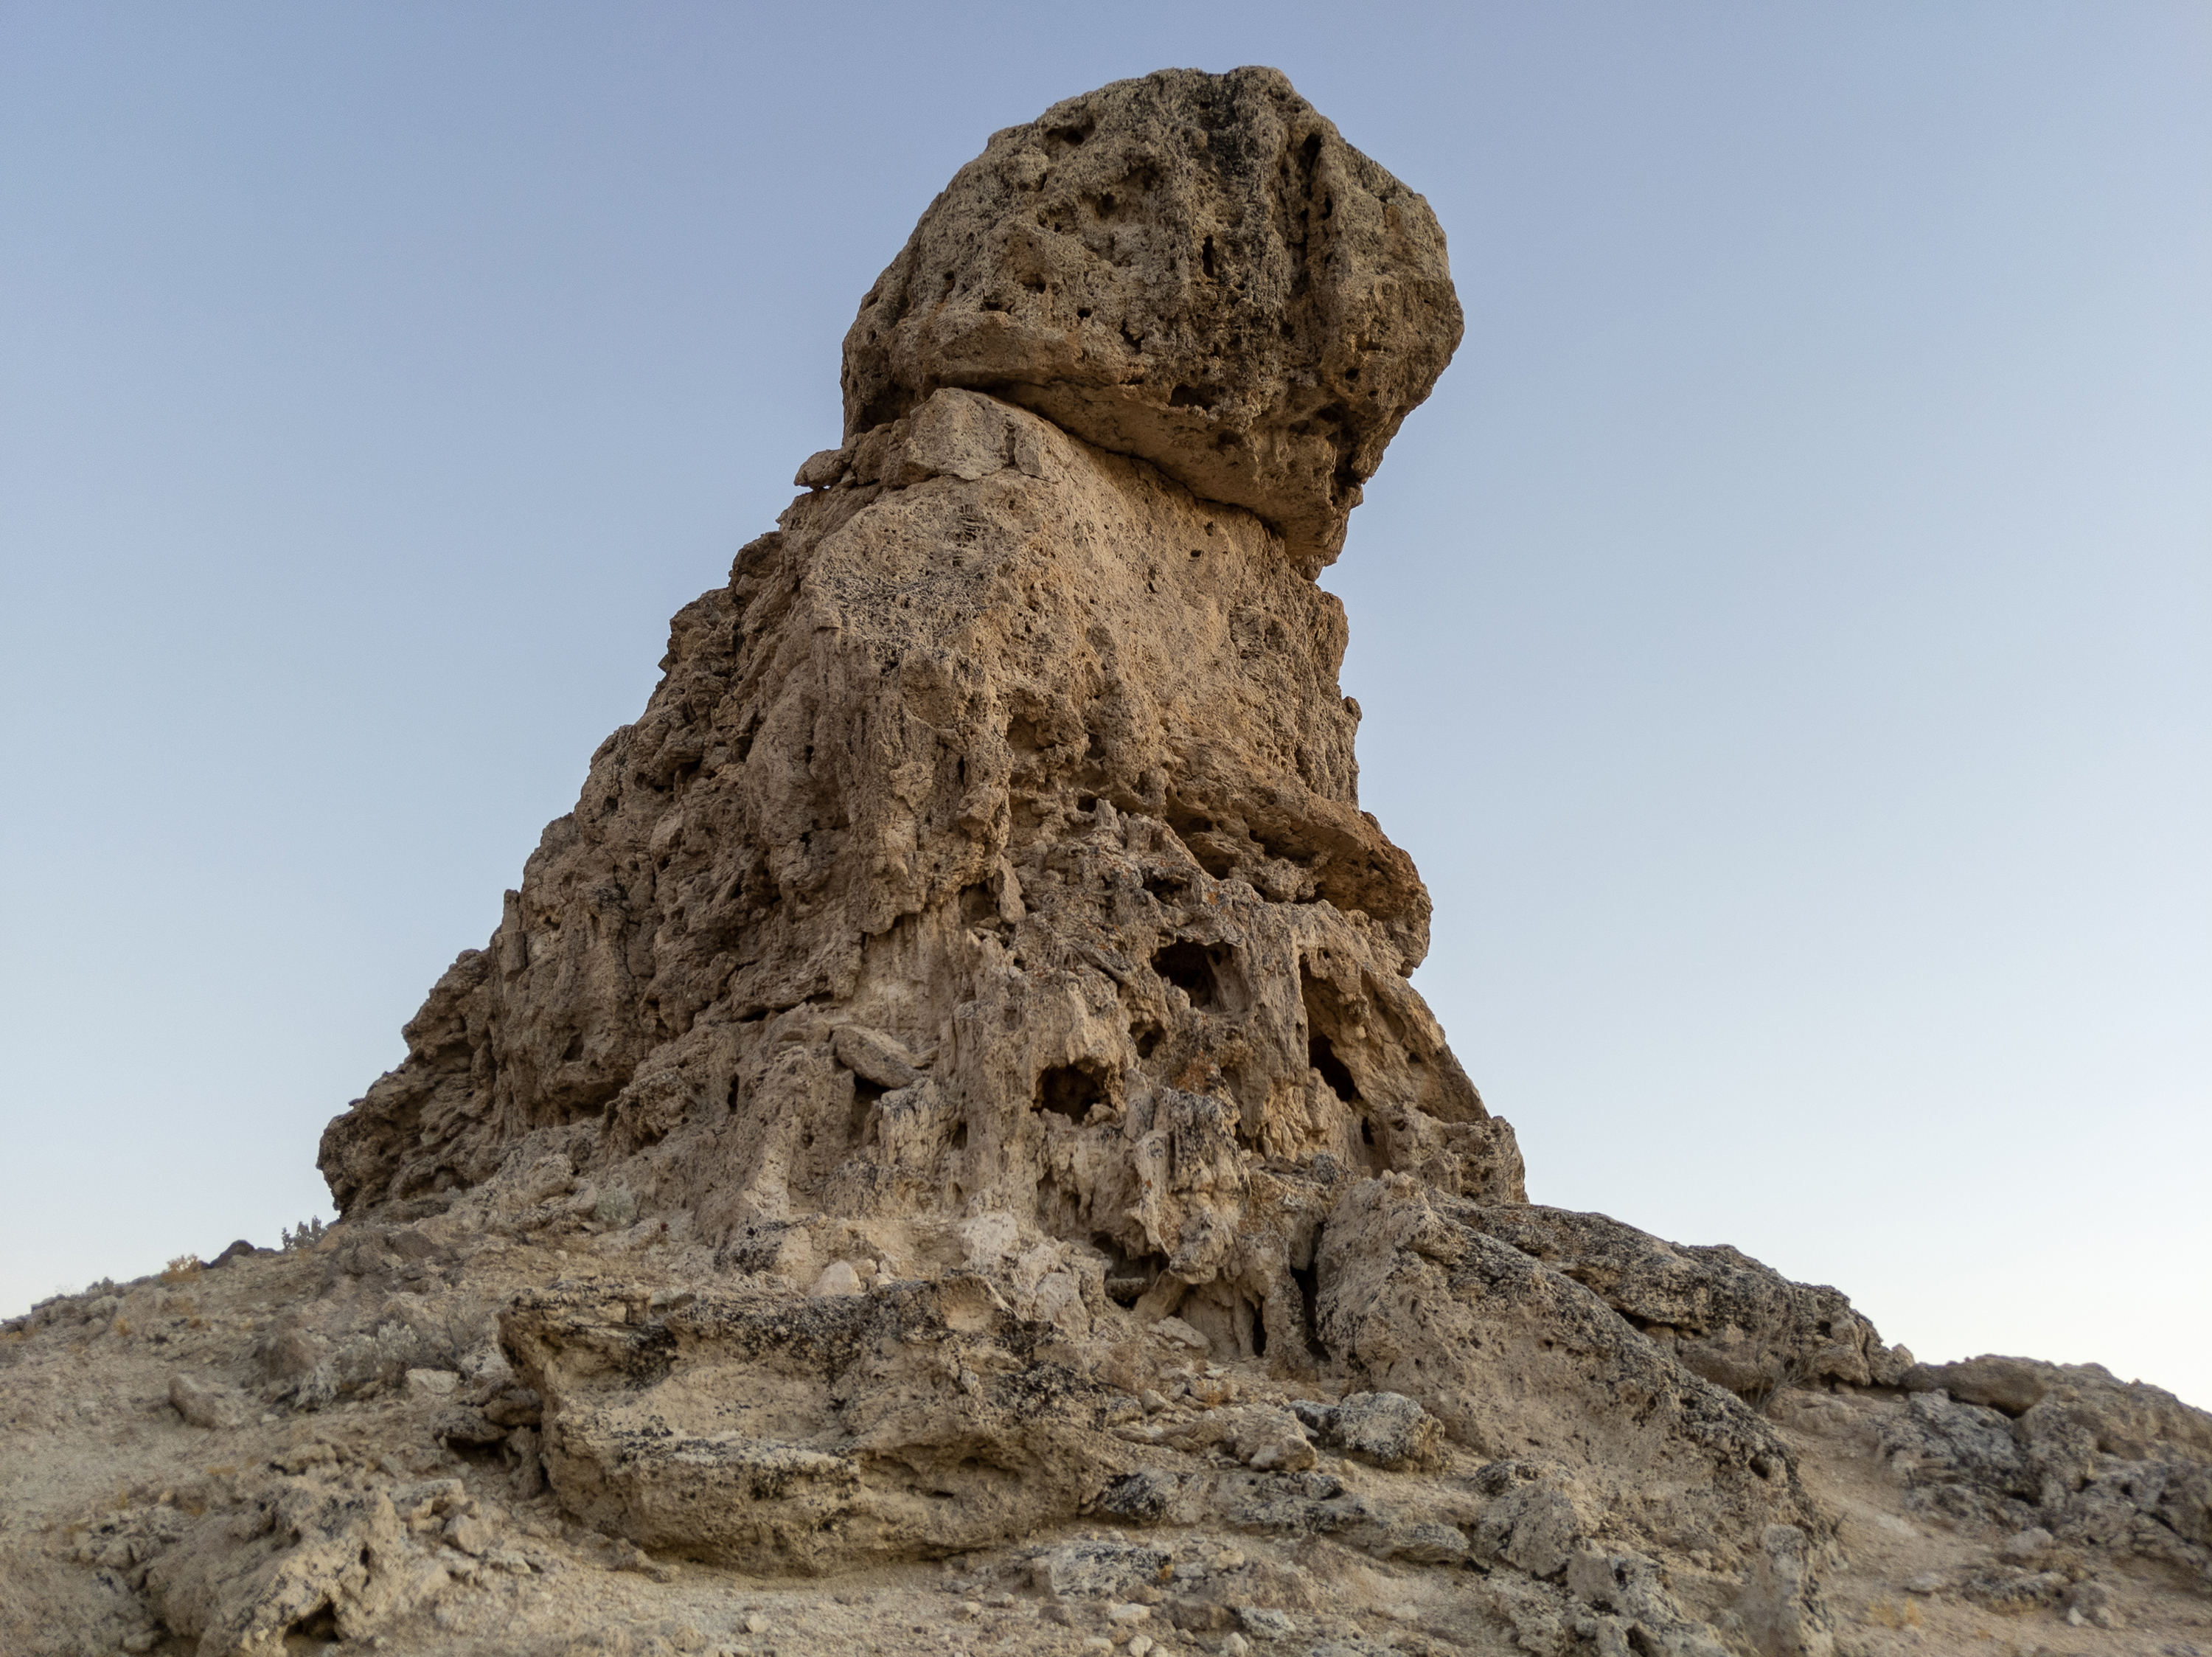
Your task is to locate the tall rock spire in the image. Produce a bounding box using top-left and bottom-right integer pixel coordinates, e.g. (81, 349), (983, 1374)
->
(298, 69), (1900, 1620)
(320, 69), (1520, 1345)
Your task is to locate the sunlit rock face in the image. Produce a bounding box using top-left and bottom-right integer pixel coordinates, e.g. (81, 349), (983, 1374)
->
(319, 69), (1517, 1351)
(839, 65), (1465, 574)
(310, 64), (1887, 1621)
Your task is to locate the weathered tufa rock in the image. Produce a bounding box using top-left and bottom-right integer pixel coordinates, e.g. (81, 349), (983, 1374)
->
(282, 66), (2136, 1655)
(1290, 1389), (1444, 1471)
(168, 1372), (249, 1431)
(145, 1479), (468, 1653)
(1461, 1203), (1909, 1399)
(1316, 1175), (1825, 1557)
(841, 66), (1463, 572)
(319, 375), (1522, 1361)
(1880, 1358), (2212, 1577)
(499, 1276), (1130, 1573)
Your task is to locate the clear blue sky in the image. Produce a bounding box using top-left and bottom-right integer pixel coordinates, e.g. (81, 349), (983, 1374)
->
(4, 3), (2206, 1404)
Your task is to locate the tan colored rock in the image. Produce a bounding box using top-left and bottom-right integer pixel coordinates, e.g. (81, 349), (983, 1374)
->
(145, 1479), (462, 1655)
(168, 1371), (248, 1431)
(5, 1232), (2210, 1657)
(840, 66), (1463, 572)
(199, 63), (2212, 1657)
(499, 1275), (1131, 1573)
(1316, 1175), (1823, 1567)
(1882, 1355), (2212, 1577)
(319, 378), (1519, 1362)
(1461, 1203), (1909, 1397)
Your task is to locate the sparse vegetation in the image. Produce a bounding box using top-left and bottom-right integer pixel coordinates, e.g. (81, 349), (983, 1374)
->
(1745, 1354), (1822, 1417)
(594, 1187), (638, 1229)
(281, 1217), (327, 1251)
(160, 1256), (202, 1285)
(294, 1296), (496, 1409)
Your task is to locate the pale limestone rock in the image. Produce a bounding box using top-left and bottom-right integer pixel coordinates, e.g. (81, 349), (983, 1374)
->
(181, 64), (2208, 1657)
(840, 67), (1462, 571)
(1290, 1389), (1444, 1471)
(1459, 1203), (1909, 1397)
(1315, 1175), (1824, 1559)
(145, 1479), (463, 1655)
(808, 1260), (863, 1298)
(499, 1276), (1129, 1573)
(1880, 1361), (2212, 1577)
(321, 377), (1519, 1365)
(168, 1371), (248, 1431)
(1151, 1316), (1210, 1354)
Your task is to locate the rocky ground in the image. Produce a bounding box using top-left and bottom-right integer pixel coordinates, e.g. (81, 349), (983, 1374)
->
(4, 1195), (2205, 1657)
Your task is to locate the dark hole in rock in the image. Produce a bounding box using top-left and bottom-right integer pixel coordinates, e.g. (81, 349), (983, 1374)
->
(851, 1077), (886, 1145)
(560, 1031), (585, 1063)
(1035, 1061), (1109, 1122)
(1183, 836), (1242, 880)
(1132, 1020), (1164, 1060)
(1141, 869), (1187, 900)
(1152, 942), (1217, 1007)
(958, 881), (1004, 930)
(1359, 1118), (1375, 1147)
(1249, 1298), (1268, 1357)
(1310, 1033), (1361, 1104)
(291, 1608), (341, 1642)
(1077, 793), (1099, 813)
(1291, 1237), (1327, 1358)
(1100, 1244), (1170, 1305)
(950, 1121), (968, 1150)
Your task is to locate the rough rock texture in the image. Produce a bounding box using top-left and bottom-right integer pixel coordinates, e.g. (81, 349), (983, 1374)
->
(1315, 1178), (1826, 1564)
(499, 1274), (1132, 1573)
(1461, 1205), (1912, 1398)
(8, 1227), (2210, 1657)
(841, 66), (1464, 572)
(321, 226), (1515, 1373)
(7, 64), (2194, 1657)
(1881, 1355), (2212, 1581)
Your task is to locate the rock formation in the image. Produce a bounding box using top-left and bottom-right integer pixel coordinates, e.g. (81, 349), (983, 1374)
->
(317, 63), (1520, 1365)
(5, 66), (2207, 1657)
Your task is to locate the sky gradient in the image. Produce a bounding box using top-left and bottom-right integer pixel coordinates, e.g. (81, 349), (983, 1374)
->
(4, 3), (2207, 1403)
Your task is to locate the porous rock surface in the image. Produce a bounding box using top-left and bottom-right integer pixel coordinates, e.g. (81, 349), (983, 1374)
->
(6, 66), (2206, 1657)
(7, 1223), (2210, 1657)
(839, 66), (1464, 572)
